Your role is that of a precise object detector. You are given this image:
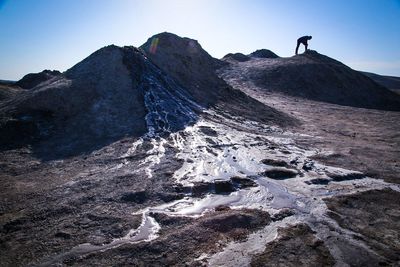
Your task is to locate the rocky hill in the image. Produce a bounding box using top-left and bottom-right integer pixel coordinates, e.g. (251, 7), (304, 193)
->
(140, 32), (292, 126)
(0, 34), (293, 159)
(0, 45), (200, 158)
(220, 49), (400, 110)
(361, 71), (400, 94)
(15, 69), (62, 89)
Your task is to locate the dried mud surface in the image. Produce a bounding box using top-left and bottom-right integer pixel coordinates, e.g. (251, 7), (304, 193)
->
(1, 43), (400, 266)
(251, 223), (335, 267)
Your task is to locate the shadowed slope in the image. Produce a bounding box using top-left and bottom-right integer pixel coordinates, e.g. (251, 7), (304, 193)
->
(0, 45), (199, 159)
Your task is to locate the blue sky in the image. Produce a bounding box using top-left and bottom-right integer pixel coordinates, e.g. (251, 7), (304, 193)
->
(1, 0), (400, 80)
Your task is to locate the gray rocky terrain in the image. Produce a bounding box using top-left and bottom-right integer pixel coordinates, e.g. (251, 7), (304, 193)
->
(220, 49), (400, 110)
(1, 32), (399, 266)
(361, 71), (400, 94)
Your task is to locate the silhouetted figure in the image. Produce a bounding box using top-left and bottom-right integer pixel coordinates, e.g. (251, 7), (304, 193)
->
(295, 36), (312, 55)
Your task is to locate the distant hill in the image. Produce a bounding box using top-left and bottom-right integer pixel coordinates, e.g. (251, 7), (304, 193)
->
(361, 72), (400, 94)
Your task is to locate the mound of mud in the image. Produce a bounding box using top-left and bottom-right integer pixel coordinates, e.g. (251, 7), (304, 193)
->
(0, 82), (23, 101)
(220, 49), (400, 111)
(0, 45), (199, 158)
(140, 32), (226, 106)
(361, 72), (400, 94)
(141, 32), (295, 126)
(250, 49), (279, 59)
(223, 53), (251, 62)
(16, 69), (62, 89)
(222, 49), (278, 63)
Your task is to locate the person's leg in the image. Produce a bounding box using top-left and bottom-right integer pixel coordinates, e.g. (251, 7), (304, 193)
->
(305, 43), (308, 52)
(295, 42), (300, 55)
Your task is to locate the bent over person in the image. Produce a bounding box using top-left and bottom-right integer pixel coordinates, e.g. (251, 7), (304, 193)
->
(295, 35), (312, 55)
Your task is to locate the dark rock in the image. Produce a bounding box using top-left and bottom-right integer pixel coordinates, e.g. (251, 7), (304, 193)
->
(305, 178), (331, 185)
(198, 126), (218, 137)
(271, 208), (296, 221)
(261, 168), (298, 179)
(201, 210), (270, 233)
(230, 176), (257, 188)
(205, 137), (216, 145)
(261, 158), (290, 167)
(214, 179), (235, 194)
(191, 182), (211, 197)
(327, 172), (365, 182)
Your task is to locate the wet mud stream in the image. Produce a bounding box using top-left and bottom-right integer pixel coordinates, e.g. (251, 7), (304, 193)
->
(37, 111), (400, 266)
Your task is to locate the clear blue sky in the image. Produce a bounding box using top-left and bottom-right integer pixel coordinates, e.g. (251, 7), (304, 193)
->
(1, 0), (400, 80)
